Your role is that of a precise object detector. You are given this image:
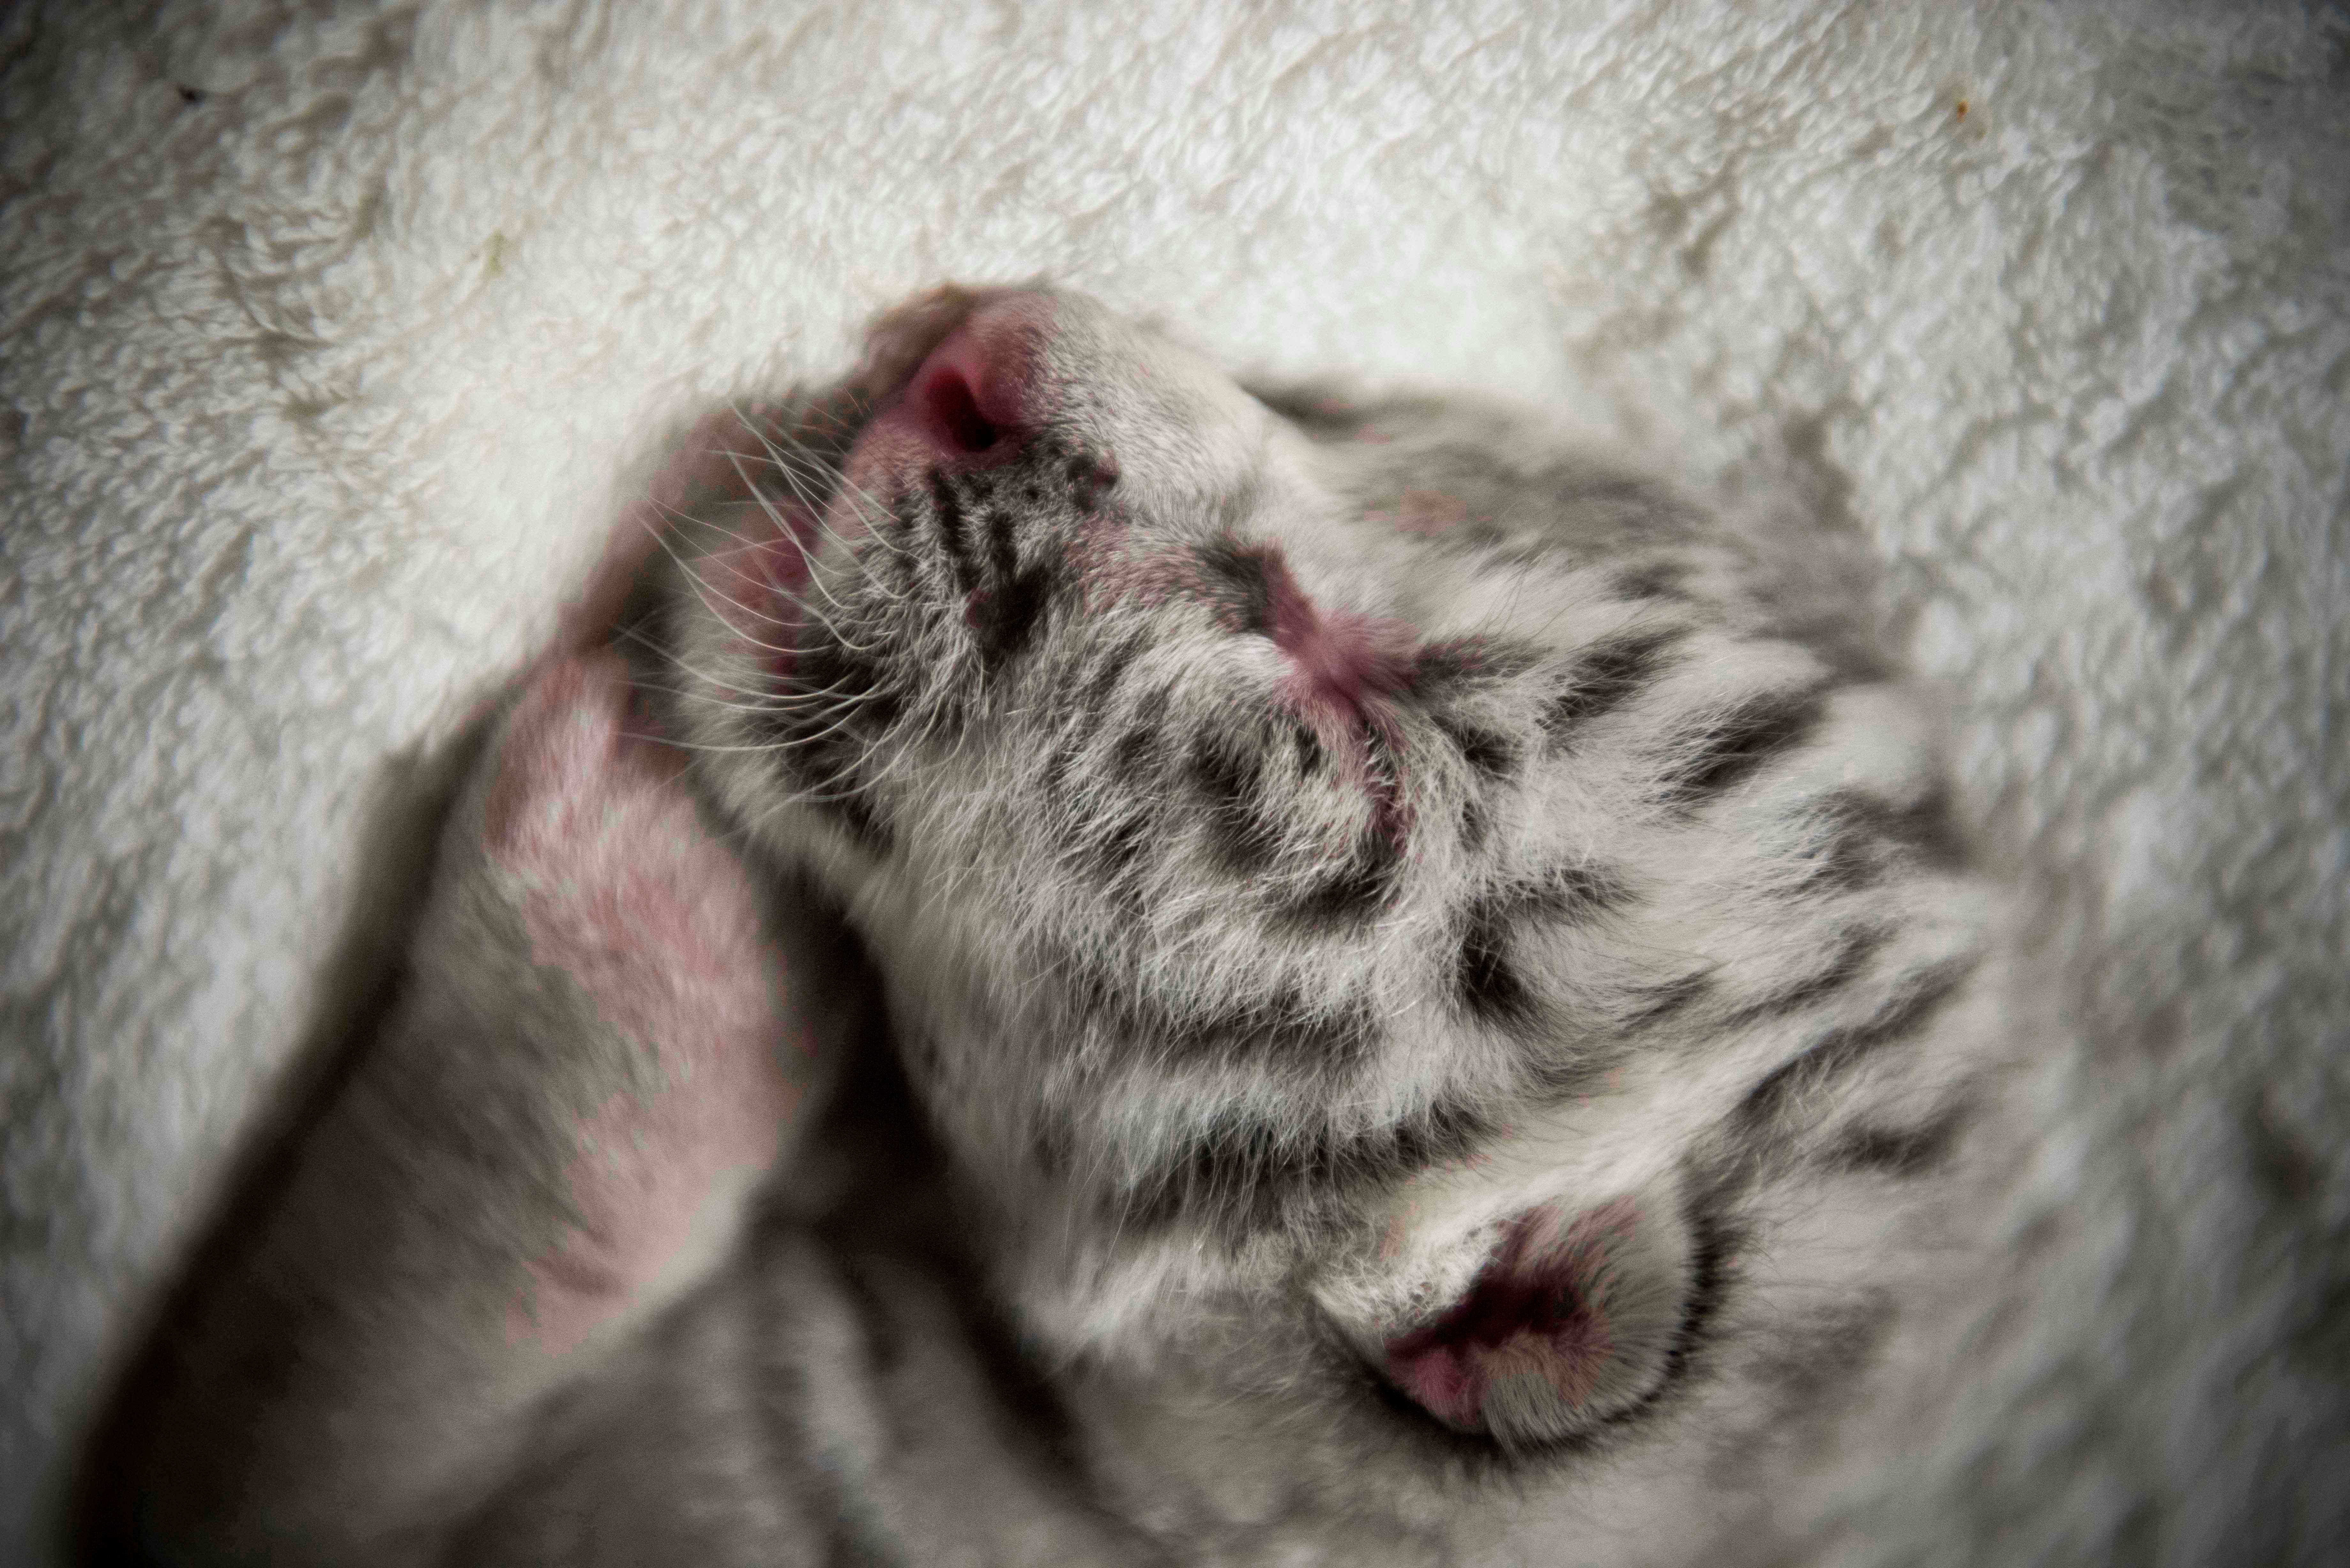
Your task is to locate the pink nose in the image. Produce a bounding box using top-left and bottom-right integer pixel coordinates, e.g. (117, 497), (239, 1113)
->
(900, 324), (1020, 458)
(863, 291), (1058, 471)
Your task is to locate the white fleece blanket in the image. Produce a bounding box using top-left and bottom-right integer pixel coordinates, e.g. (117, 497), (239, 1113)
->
(5, 1), (2345, 1558)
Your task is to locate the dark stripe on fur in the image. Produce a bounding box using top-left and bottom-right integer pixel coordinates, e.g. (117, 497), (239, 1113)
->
(1064, 448), (1110, 501)
(1194, 535), (1276, 635)
(1109, 714), (1166, 787)
(1619, 971), (1714, 1032)
(1410, 636), (1546, 697)
(1455, 907), (1538, 1032)
(1552, 474), (1701, 537)
(1066, 960), (1378, 1075)
(980, 479), (1020, 584)
(1613, 560), (1692, 602)
(1800, 787), (1970, 891)
(1452, 866), (1630, 1032)
(1522, 863), (1634, 920)
(1100, 685), (1173, 788)
(973, 562), (1056, 667)
(1124, 1097), (1492, 1239)
(1624, 1183), (1739, 1429)
(821, 788), (893, 856)
(1718, 925), (1892, 1030)
(1272, 825), (1403, 933)
(1247, 382), (1364, 438)
(1826, 1103), (1971, 1178)
(1749, 1293), (1897, 1426)
(1080, 631), (1148, 713)
(1542, 628), (1687, 738)
(1729, 959), (1979, 1139)
(1457, 793), (1493, 853)
(1090, 813), (1151, 901)
(1656, 684), (1829, 807)
(929, 474), (982, 594)
(879, 492), (926, 601)
(1431, 710), (1519, 778)
(1289, 715), (1327, 778)
(1192, 730), (1281, 875)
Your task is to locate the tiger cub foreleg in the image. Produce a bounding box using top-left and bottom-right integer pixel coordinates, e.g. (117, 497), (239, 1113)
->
(85, 648), (832, 1563)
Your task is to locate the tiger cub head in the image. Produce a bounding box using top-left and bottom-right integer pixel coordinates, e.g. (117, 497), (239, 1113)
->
(661, 285), (1993, 1459)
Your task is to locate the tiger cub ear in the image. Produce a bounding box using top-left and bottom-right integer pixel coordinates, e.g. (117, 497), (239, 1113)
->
(1378, 1192), (1692, 1448)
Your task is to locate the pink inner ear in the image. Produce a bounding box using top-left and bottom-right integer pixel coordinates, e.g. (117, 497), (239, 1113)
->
(1383, 1202), (1636, 1432)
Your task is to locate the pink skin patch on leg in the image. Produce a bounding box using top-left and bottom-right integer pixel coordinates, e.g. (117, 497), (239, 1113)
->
(1383, 1199), (1642, 1432)
(481, 649), (806, 1358)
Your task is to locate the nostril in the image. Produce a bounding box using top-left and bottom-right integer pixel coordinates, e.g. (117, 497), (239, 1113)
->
(915, 362), (999, 455)
(874, 307), (1045, 466)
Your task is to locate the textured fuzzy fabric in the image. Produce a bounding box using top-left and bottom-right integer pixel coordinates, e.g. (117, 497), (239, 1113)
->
(3, 1), (2344, 1561)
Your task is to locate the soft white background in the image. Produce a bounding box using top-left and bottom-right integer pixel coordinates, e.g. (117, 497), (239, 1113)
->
(4, 1), (2344, 1560)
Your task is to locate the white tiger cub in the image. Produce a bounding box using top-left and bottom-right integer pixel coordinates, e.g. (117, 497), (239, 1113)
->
(81, 286), (2020, 1564)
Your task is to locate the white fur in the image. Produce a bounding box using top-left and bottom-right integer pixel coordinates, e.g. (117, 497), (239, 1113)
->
(5, 1), (2344, 1561)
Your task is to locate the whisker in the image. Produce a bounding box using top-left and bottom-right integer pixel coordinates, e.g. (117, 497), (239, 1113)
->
(629, 499), (810, 656)
(718, 436), (909, 587)
(764, 684), (898, 751)
(727, 398), (913, 568)
(610, 624), (789, 705)
(624, 660), (879, 720)
(660, 499), (896, 659)
(735, 410), (913, 565)
(611, 624), (889, 727)
(711, 451), (902, 651)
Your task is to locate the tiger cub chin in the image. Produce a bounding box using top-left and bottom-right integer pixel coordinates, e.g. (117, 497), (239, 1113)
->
(655, 284), (2018, 1546)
